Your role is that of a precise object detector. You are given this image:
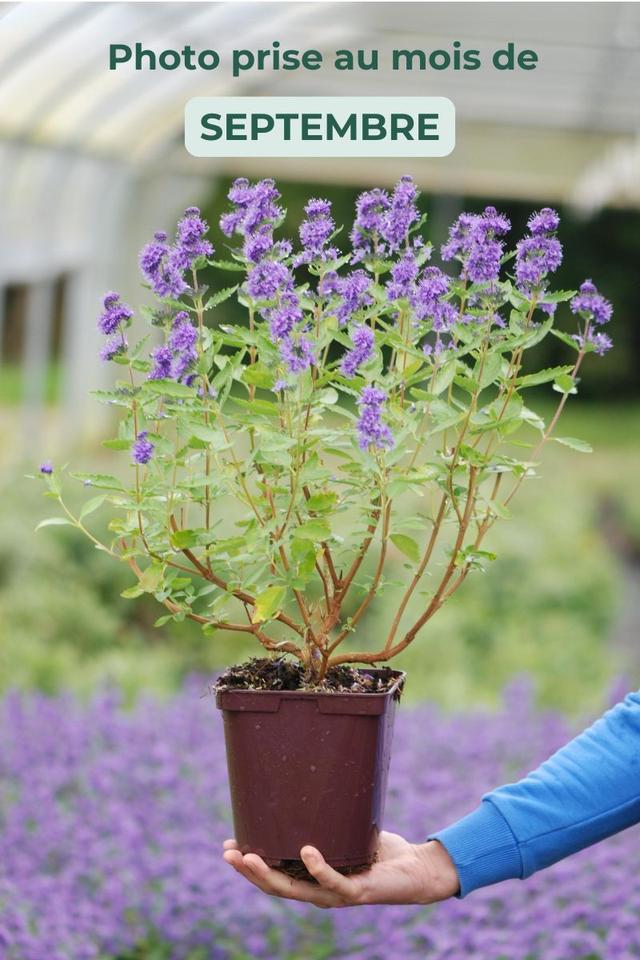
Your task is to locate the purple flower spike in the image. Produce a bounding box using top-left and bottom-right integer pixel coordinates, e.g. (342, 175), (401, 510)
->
(100, 333), (128, 362)
(570, 279), (613, 326)
(356, 385), (394, 451)
(379, 175), (420, 253)
(280, 335), (315, 374)
(442, 206), (510, 285)
(173, 207), (214, 270)
(39, 461), (53, 475)
(515, 207), (563, 295)
(387, 252), (420, 302)
(528, 207), (560, 235)
(97, 292), (133, 336)
(132, 431), (154, 465)
(148, 344), (173, 380)
(341, 325), (374, 378)
(219, 178), (283, 263)
(295, 197), (337, 265)
(247, 260), (292, 300)
(336, 270), (373, 326)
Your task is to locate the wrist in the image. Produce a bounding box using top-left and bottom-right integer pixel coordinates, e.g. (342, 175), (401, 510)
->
(413, 840), (460, 903)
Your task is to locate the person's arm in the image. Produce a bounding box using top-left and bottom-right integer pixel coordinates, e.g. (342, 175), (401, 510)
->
(431, 688), (640, 897)
(222, 689), (640, 907)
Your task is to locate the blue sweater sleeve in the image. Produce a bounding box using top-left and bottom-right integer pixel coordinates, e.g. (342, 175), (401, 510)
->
(429, 689), (640, 897)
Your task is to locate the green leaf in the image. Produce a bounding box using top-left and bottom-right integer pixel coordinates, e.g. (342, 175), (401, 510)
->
(317, 387), (339, 405)
(79, 495), (106, 521)
(121, 585), (144, 599)
(205, 285), (238, 310)
(539, 289), (576, 303)
(137, 564), (164, 594)
(187, 423), (230, 449)
(550, 329), (580, 351)
(553, 373), (577, 394)
(294, 519), (331, 542)
(516, 365), (574, 389)
(35, 517), (74, 532)
(242, 362), (274, 390)
(209, 259), (247, 272)
(554, 436), (593, 453)
(306, 492), (338, 512)
(390, 533), (420, 563)
(476, 352), (502, 389)
(71, 473), (126, 491)
(430, 359), (457, 395)
(145, 379), (195, 398)
(170, 528), (201, 549)
(252, 585), (286, 623)
(101, 439), (131, 450)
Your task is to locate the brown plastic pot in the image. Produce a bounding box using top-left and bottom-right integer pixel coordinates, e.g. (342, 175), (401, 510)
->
(216, 668), (405, 870)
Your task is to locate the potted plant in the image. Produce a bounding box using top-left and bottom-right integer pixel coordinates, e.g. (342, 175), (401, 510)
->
(37, 177), (613, 878)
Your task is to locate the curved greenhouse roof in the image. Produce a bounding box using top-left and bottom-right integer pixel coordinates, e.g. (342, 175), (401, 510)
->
(0, 1), (638, 444)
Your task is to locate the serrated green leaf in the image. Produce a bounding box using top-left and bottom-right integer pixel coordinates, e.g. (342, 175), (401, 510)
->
(390, 533), (420, 563)
(540, 289), (577, 303)
(294, 519), (331, 542)
(306, 492), (338, 512)
(554, 436), (593, 453)
(252, 585), (286, 623)
(550, 329), (580, 351)
(242, 362), (274, 390)
(170, 528), (201, 549)
(209, 259), (247, 272)
(71, 473), (126, 491)
(205, 285), (238, 310)
(145, 379), (195, 398)
(553, 373), (577, 394)
(516, 365), (575, 389)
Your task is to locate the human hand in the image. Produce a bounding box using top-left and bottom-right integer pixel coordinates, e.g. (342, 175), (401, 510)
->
(222, 830), (459, 908)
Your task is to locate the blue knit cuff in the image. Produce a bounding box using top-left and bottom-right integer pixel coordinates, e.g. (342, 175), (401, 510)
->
(429, 800), (523, 898)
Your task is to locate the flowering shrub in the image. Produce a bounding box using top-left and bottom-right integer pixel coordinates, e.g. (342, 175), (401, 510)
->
(38, 178), (614, 680)
(1, 683), (638, 959)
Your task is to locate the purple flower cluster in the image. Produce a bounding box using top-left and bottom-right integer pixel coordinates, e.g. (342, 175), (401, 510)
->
(515, 207), (563, 294)
(351, 176), (420, 262)
(39, 461), (53, 475)
(149, 311), (198, 383)
(2, 683), (638, 960)
(131, 431), (154, 465)
(219, 178), (287, 263)
(571, 279), (613, 326)
(294, 198), (338, 266)
(335, 270), (374, 326)
(441, 206), (511, 285)
(97, 292), (132, 362)
(386, 251), (421, 301)
(341, 324), (374, 378)
(571, 279), (614, 355)
(220, 179), (314, 376)
(139, 208), (213, 299)
(357, 386), (394, 450)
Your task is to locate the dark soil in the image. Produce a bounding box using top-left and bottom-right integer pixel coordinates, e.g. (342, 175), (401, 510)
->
(214, 657), (403, 697)
(274, 852), (378, 884)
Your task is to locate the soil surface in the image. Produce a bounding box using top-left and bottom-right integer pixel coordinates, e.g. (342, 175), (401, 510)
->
(275, 853), (377, 884)
(214, 657), (403, 696)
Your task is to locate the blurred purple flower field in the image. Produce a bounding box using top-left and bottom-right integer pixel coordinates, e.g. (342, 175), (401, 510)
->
(1, 681), (639, 960)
